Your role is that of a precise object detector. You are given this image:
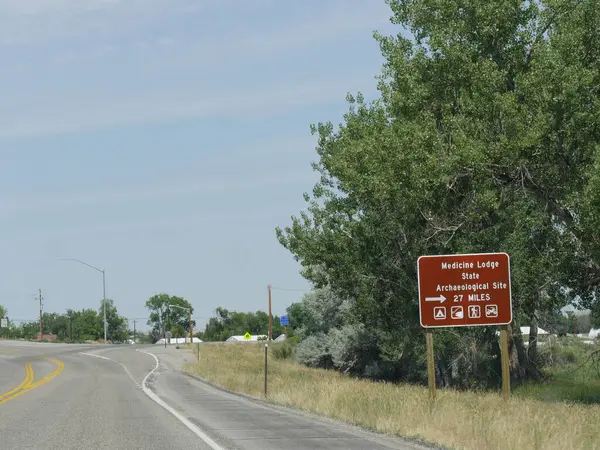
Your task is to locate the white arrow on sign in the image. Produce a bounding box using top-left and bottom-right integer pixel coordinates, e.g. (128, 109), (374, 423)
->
(425, 295), (446, 303)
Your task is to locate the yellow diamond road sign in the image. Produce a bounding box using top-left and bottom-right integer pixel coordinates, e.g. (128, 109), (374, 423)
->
(243, 332), (251, 340)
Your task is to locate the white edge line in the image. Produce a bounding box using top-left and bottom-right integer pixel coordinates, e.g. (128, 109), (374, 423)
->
(80, 352), (111, 360)
(80, 352), (140, 388)
(135, 349), (223, 450)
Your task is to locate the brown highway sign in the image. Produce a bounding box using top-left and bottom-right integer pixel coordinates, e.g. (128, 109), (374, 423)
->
(417, 252), (512, 328)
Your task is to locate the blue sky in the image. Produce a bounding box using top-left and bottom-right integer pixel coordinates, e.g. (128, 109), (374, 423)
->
(0, 0), (396, 331)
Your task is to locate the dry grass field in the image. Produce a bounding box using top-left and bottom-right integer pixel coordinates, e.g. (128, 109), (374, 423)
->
(182, 342), (600, 450)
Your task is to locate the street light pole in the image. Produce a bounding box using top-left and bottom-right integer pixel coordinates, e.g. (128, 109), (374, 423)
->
(102, 268), (106, 343)
(58, 258), (107, 343)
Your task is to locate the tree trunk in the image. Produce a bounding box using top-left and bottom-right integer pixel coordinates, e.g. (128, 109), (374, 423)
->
(509, 320), (526, 381)
(527, 292), (540, 366)
(509, 315), (542, 383)
(435, 359), (449, 387)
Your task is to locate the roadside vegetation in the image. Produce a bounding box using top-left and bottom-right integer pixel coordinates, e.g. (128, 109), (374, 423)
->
(514, 337), (600, 404)
(184, 341), (600, 450)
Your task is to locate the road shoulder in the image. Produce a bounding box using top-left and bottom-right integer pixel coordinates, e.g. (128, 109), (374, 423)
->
(146, 346), (440, 450)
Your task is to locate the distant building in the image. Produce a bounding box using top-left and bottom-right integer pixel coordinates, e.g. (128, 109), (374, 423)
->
(225, 335), (267, 342)
(520, 327), (548, 336)
(155, 337), (202, 344)
(35, 333), (57, 341)
(493, 327), (550, 340)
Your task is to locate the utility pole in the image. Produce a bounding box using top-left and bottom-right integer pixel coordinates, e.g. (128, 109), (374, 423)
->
(164, 306), (169, 348)
(38, 289), (43, 340)
(160, 313), (166, 348)
(133, 320), (137, 343)
(189, 309), (193, 344)
(267, 284), (272, 341)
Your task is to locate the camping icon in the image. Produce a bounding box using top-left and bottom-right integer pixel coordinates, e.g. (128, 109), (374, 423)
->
(433, 307), (446, 320)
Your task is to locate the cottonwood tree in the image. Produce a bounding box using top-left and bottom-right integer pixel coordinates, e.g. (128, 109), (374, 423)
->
(0, 305), (7, 338)
(69, 308), (102, 341)
(100, 299), (129, 342)
(146, 293), (195, 340)
(277, 0), (600, 386)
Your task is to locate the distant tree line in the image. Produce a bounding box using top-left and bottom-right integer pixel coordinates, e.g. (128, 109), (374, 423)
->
(197, 307), (286, 342)
(540, 310), (595, 336)
(0, 299), (130, 343)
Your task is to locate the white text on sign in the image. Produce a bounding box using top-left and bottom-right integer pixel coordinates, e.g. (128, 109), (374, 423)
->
(441, 260), (501, 270)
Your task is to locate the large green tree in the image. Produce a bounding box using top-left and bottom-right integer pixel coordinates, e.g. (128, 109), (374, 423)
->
(69, 308), (102, 341)
(276, 0), (600, 386)
(100, 299), (129, 342)
(42, 312), (70, 339)
(145, 293), (195, 341)
(0, 304), (7, 338)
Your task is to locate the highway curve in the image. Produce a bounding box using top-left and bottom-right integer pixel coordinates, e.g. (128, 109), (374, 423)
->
(0, 340), (432, 450)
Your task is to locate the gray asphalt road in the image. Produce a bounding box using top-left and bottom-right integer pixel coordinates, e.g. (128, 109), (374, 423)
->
(0, 340), (430, 450)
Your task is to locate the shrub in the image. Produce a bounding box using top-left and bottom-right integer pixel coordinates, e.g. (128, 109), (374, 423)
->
(272, 342), (295, 360)
(295, 333), (333, 369)
(286, 335), (301, 345)
(327, 324), (379, 376)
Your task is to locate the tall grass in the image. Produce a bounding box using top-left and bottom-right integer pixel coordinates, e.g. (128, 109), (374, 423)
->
(515, 337), (600, 405)
(184, 342), (600, 450)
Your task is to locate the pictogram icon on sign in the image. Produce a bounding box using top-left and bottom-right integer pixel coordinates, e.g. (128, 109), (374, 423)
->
(468, 305), (481, 319)
(450, 306), (464, 319)
(485, 304), (498, 318)
(433, 307), (446, 320)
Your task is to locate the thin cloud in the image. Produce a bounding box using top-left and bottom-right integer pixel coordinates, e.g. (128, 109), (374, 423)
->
(0, 0), (199, 44)
(0, 79), (378, 140)
(0, 1), (389, 139)
(0, 1), (387, 46)
(0, 171), (313, 216)
(5, 208), (286, 241)
(0, 0), (111, 15)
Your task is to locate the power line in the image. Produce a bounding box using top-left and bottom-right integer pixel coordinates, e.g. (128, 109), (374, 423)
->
(37, 289), (44, 338)
(269, 286), (311, 292)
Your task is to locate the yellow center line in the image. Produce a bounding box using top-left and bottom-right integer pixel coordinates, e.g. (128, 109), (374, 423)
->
(0, 363), (33, 401)
(0, 358), (64, 405)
